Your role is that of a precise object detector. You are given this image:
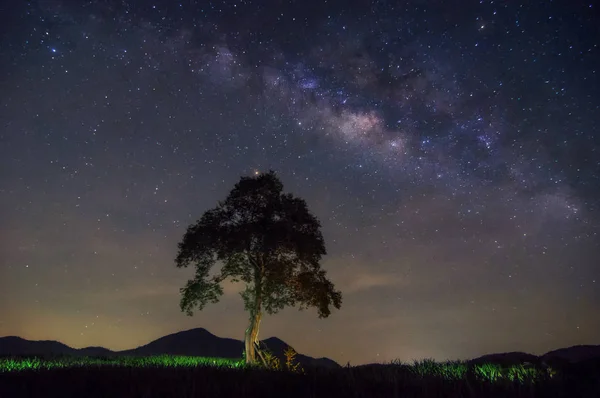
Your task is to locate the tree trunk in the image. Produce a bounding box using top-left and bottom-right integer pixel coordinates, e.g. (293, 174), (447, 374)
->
(244, 309), (262, 364)
(244, 256), (264, 365)
(244, 296), (262, 363)
(244, 322), (255, 364)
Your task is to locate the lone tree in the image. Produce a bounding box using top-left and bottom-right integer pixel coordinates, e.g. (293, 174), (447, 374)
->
(175, 170), (342, 364)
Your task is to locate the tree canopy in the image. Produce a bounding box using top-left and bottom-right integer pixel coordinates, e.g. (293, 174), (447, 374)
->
(174, 170), (342, 363)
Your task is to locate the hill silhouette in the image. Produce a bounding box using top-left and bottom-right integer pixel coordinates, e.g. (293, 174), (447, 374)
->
(469, 345), (600, 367)
(469, 351), (541, 366)
(543, 345), (600, 363)
(1, 330), (598, 369)
(0, 328), (340, 369)
(0, 336), (75, 357)
(118, 328), (242, 358)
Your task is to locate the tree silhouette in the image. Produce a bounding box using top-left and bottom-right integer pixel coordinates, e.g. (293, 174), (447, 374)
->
(175, 170), (342, 364)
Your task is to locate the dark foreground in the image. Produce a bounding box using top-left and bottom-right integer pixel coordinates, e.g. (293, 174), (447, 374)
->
(1, 360), (599, 398)
(0, 356), (600, 398)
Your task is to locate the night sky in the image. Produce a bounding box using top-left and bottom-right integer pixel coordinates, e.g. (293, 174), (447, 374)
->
(1, 0), (599, 366)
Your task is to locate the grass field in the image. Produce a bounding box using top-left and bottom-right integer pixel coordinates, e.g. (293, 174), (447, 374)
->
(0, 354), (598, 397)
(0, 354), (244, 373)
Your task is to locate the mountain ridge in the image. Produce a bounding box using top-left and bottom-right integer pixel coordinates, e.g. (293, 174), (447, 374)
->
(1, 329), (598, 368)
(0, 328), (340, 369)
(469, 345), (600, 366)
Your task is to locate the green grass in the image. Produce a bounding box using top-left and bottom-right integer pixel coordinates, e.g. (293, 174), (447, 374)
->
(1, 355), (593, 398)
(387, 358), (554, 383)
(0, 355), (244, 373)
(1, 355), (555, 384)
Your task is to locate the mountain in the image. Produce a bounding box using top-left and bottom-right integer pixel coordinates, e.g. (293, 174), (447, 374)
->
(77, 346), (117, 357)
(0, 336), (119, 358)
(2, 331), (598, 369)
(543, 345), (600, 363)
(0, 328), (340, 369)
(115, 328), (340, 369)
(0, 336), (75, 357)
(119, 328), (243, 358)
(469, 345), (600, 366)
(469, 351), (540, 366)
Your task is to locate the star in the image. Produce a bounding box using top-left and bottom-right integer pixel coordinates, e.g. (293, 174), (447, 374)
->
(0, 0), (597, 366)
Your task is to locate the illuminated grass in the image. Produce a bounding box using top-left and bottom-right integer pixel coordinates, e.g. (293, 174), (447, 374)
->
(1, 354), (557, 386)
(389, 358), (555, 383)
(0, 355), (245, 373)
(402, 359), (469, 380)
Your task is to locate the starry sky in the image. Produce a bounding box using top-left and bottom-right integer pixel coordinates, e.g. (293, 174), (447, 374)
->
(1, 0), (599, 365)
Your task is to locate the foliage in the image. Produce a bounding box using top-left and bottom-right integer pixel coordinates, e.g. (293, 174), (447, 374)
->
(397, 358), (469, 380)
(175, 170), (342, 317)
(284, 346), (303, 373)
(260, 349), (281, 371)
(1, 354), (597, 398)
(388, 358), (557, 383)
(0, 355), (243, 373)
(174, 170), (342, 363)
(0, 355), (556, 383)
(250, 345), (304, 373)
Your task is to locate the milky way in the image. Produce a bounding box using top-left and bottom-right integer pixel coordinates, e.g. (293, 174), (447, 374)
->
(0, 1), (598, 365)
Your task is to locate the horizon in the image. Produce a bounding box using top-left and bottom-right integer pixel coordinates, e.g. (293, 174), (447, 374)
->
(1, 0), (599, 367)
(2, 326), (597, 365)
